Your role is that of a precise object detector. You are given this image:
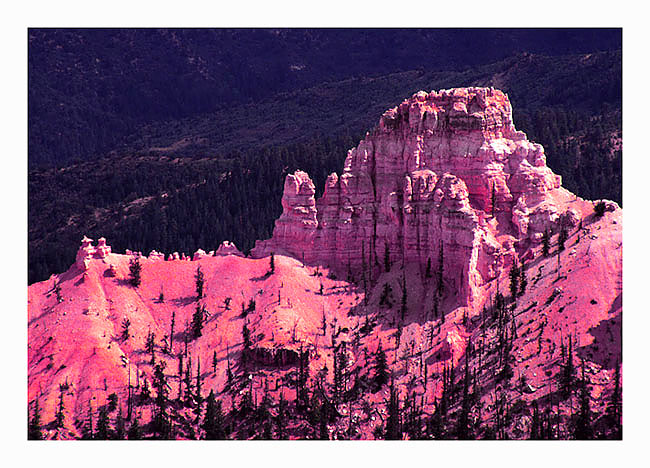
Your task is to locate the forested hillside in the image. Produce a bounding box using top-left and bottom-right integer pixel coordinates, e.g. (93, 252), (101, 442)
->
(28, 29), (620, 168)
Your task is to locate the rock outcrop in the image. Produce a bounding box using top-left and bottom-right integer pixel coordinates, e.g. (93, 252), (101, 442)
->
(252, 88), (576, 307)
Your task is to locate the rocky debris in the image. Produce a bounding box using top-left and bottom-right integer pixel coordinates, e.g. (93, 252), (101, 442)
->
(253, 88), (567, 308)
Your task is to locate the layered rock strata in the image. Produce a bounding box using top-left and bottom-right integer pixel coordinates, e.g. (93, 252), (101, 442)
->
(252, 88), (581, 307)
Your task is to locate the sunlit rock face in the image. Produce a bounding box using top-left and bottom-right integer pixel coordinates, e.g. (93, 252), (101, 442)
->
(252, 88), (569, 307)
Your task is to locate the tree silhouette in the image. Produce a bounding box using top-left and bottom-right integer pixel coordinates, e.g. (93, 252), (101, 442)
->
(195, 265), (205, 299)
(129, 257), (142, 288)
(373, 341), (389, 390)
(28, 400), (43, 440)
(202, 390), (226, 439)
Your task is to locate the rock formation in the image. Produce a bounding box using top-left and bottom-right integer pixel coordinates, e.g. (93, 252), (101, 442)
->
(252, 87), (592, 307)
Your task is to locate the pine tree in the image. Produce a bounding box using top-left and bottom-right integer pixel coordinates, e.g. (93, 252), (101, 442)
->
(558, 227), (568, 252)
(145, 329), (156, 364)
(28, 400), (43, 440)
(81, 400), (94, 440)
(151, 361), (171, 439)
(530, 401), (541, 440)
(574, 360), (592, 439)
(425, 257), (432, 279)
(54, 386), (65, 429)
(202, 390), (226, 439)
(400, 275), (407, 321)
(269, 252), (275, 274)
(275, 391), (287, 439)
(121, 317), (131, 341)
(561, 336), (575, 399)
(607, 359), (622, 439)
(385, 380), (401, 440)
(457, 352), (472, 439)
(169, 309), (176, 355)
(518, 261), (527, 297)
(384, 242), (391, 273)
(509, 261), (520, 302)
(129, 257), (142, 287)
(594, 201), (607, 218)
(212, 350), (218, 374)
(195, 265), (205, 300)
(114, 406), (125, 440)
(127, 416), (142, 440)
(373, 341), (389, 390)
(195, 360), (203, 409)
(96, 406), (110, 440)
(191, 303), (204, 339)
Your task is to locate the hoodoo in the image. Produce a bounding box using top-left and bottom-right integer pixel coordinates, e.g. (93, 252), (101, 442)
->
(252, 88), (576, 308)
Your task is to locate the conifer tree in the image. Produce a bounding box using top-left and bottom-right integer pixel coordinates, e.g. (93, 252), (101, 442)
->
(608, 359), (622, 439)
(373, 341), (389, 390)
(121, 317), (131, 341)
(202, 390), (226, 440)
(574, 360), (593, 439)
(530, 401), (541, 440)
(114, 406), (125, 440)
(275, 391), (287, 439)
(127, 416), (142, 440)
(191, 303), (204, 339)
(269, 252), (275, 274)
(146, 329), (156, 364)
(195, 265), (205, 299)
(561, 336), (575, 399)
(195, 360), (203, 409)
(509, 261), (520, 302)
(129, 257), (142, 288)
(400, 275), (407, 321)
(425, 257), (432, 279)
(558, 227), (568, 252)
(518, 261), (528, 297)
(96, 406), (110, 440)
(28, 400), (43, 440)
(457, 351), (472, 439)
(212, 350), (218, 374)
(152, 361), (171, 439)
(169, 310), (176, 355)
(81, 400), (94, 440)
(385, 380), (401, 440)
(54, 386), (65, 430)
(384, 242), (391, 273)
(594, 201), (607, 218)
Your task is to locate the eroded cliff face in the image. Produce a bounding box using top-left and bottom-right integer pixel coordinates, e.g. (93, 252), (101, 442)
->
(252, 87), (576, 308)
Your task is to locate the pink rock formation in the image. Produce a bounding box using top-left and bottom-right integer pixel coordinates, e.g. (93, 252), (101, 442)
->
(215, 240), (245, 257)
(192, 249), (208, 261)
(252, 88), (573, 307)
